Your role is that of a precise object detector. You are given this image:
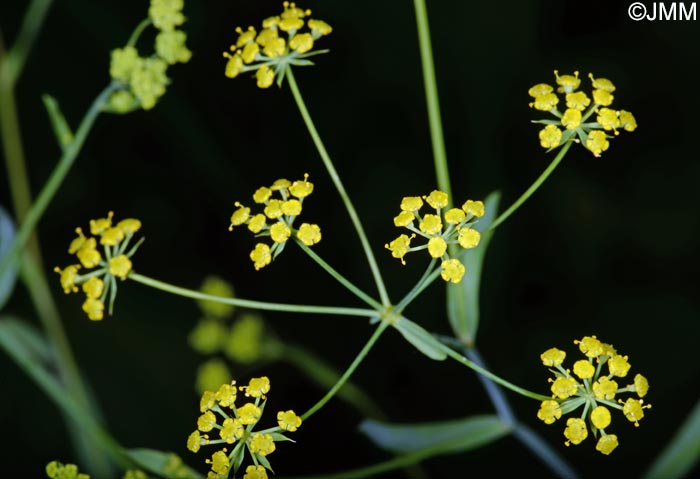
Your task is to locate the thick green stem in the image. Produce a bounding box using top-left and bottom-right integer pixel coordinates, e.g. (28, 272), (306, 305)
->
(489, 142), (572, 231)
(413, 0), (451, 205)
(129, 272), (377, 318)
(0, 82), (118, 280)
(295, 239), (381, 310)
(285, 67), (390, 307)
(301, 320), (389, 421)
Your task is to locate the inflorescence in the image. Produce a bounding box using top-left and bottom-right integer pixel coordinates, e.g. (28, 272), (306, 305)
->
(108, 0), (192, 112)
(529, 71), (637, 157)
(385, 191), (484, 283)
(229, 174), (321, 271)
(537, 335), (650, 454)
(54, 212), (143, 321)
(188, 377), (302, 479)
(223, 2), (332, 88)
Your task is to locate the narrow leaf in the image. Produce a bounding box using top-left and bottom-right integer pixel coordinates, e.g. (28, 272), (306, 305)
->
(643, 400), (700, 479)
(360, 414), (510, 454)
(393, 317), (446, 360)
(123, 449), (202, 479)
(446, 191), (501, 344)
(42, 94), (74, 150)
(0, 206), (20, 310)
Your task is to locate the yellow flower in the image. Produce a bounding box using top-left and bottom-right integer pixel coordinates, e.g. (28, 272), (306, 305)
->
(564, 417), (588, 446)
(208, 450), (230, 475)
(244, 377), (271, 398)
(444, 208), (465, 224)
(385, 234), (413, 264)
(457, 227), (480, 249)
(100, 227), (125, 246)
(250, 243), (272, 270)
(585, 130), (609, 157)
(537, 336), (650, 453)
(197, 411), (217, 432)
(308, 19), (332, 37)
(215, 383), (237, 407)
(530, 92), (559, 111)
(187, 430), (202, 453)
(419, 214), (442, 235)
(462, 200), (485, 218)
(592, 89), (614, 106)
(297, 223), (322, 246)
(539, 125), (562, 149)
(440, 258), (465, 283)
(220, 417), (244, 443)
(427, 237), (447, 258)
(244, 465), (269, 479)
(424, 190), (449, 209)
(561, 108), (582, 130)
(270, 222), (291, 243)
(155, 30), (192, 65)
(619, 110), (637, 132)
(589, 73), (616, 92)
(55, 265), (80, 294)
(82, 277), (104, 299)
(77, 239), (101, 268)
(554, 70), (580, 94)
(109, 255), (133, 279)
(528, 83), (553, 97)
(237, 403), (262, 425)
(289, 174), (314, 197)
(400, 196), (423, 212)
(117, 218), (142, 234)
(565, 91), (590, 111)
(597, 108), (620, 132)
(277, 410), (302, 431)
(282, 199), (302, 216)
(82, 298), (105, 321)
(249, 433), (276, 456)
(256, 65), (275, 89)
(149, 0), (186, 32)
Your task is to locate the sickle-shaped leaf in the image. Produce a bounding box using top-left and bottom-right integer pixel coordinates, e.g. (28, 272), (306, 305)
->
(393, 316), (446, 361)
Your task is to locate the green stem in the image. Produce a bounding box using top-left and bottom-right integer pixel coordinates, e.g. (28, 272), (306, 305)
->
(294, 239), (382, 310)
(281, 342), (387, 420)
(285, 66), (390, 307)
(0, 82), (118, 280)
(488, 141), (572, 231)
(129, 272), (377, 318)
(126, 18), (152, 48)
(413, 0), (451, 205)
(301, 320), (389, 421)
(438, 341), (550, 401)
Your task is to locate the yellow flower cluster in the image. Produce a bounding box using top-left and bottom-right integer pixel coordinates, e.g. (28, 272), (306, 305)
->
(54, 212), (143, 321)
(529, 71), (637, 157)
(537, 335), (650, 455)
(385, 191), (484, 283)
(108, 0), (191, 112)
(45, 461), (89, 479)
(229, 174), (321, 271)
(187, 377), (302, 479)
(223, 2), (332, 88)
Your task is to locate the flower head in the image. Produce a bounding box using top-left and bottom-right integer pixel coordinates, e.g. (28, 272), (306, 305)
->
(189, 377), (301, 477)
(536, 335), (651, 454)
(229, 174), (321, 270)
(107, 0), (190, 112)
(223, 2), (333, 88)
(45, 460), (90, 479)
(528, 70), (636, 157)
(55, 212), (144, 320)
(385, 190), (485, 283)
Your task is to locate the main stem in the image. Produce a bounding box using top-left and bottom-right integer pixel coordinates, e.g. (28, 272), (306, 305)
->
(0, 82), (117, 279)
(301, 320), (389, 421)
(413, 0), (451, 205)
(489, 141), (572, 231)
(285, 67), (390, 307)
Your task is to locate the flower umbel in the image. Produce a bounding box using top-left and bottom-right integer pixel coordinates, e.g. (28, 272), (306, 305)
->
(54, 212), (144, 320)
(107, 0), (191, 112)
(385, 191), (484, 283)
(529, 71), (637, 157)
(536, 335), (651, 454)
(45, 460), (90, 479)
(223, 2), (333, 88)
(229, 174), (322, 270)
(188, 377), (302, 478)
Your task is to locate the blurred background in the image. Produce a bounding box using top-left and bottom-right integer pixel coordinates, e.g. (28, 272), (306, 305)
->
(1, 0), (699, 477)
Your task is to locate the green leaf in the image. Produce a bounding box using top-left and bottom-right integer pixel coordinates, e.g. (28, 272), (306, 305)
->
(643, 400), (700, 479)
(41, 94), (74, 150)
(0, 206), (20, 311)
(446, 191), (501, 345)
(123, 449), (202, 479)
(393, 317), (446, 360)
(359, 414), (510, 454)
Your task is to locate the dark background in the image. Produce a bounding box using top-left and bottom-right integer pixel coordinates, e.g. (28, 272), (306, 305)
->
(1, 0), (699, 477)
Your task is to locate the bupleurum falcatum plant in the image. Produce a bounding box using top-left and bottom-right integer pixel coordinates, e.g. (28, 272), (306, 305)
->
(3, 0), (698, 478)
